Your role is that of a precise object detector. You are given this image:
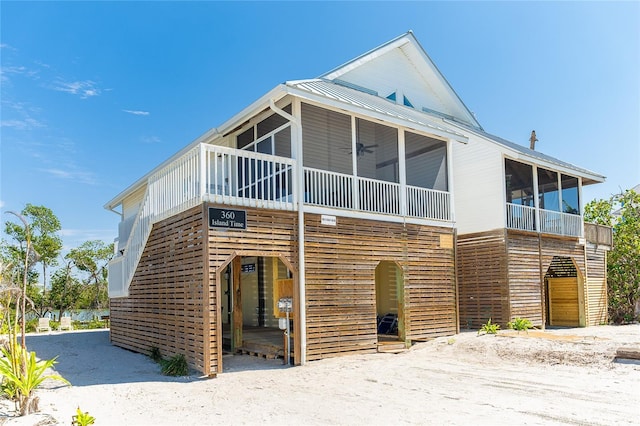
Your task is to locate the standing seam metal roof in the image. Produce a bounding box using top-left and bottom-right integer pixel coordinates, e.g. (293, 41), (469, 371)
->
(285, 79), (467, 140)
(445, 119), (605, 183)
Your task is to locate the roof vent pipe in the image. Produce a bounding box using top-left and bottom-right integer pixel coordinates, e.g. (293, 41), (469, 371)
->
(529, 130), (538, 150)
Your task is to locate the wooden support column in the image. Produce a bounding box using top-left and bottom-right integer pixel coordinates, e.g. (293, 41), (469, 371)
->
(232, 256), (242, 351)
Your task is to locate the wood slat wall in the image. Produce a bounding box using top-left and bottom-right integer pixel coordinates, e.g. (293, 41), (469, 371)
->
(505, 232), (544, 326)
(585, 243), (608, 325)
(506, 230), (588, 327)
(205, 205), (298, 374)
(110, 206), (207, 372)
(456, 230), (509, 328)
(304, 214), (457, 361)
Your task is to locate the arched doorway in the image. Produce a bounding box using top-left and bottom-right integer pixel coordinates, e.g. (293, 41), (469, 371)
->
(375, 261), (405, 343)
(544, 256), (585, 327)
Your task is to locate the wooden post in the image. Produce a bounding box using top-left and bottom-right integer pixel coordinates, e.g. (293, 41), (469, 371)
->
(232, 256), (242, 351)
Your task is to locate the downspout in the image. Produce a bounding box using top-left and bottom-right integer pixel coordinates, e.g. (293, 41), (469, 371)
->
(269, 98), (306, 365)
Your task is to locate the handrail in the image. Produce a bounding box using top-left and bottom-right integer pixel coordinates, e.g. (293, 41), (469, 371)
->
(109, 145), (296, 297)
(506, 202), (583, 237)
(304, 167), (452, 221)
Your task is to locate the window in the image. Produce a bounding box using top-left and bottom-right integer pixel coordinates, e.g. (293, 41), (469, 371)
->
(561, 174), (580, 214)
(406, 132), (448, 191)
(236, 104), (292, 156)
(356, 118), (398, 183)
(537, 168), (560, 212)
(301, 103), (352, 174)
(505, 159), (534, 206)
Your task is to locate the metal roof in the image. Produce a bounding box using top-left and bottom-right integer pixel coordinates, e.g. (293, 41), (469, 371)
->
(445, 119), (606, 185)
(286, 79), (468, 141)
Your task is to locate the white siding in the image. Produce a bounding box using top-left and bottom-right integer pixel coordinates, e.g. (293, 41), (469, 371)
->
(336, 48), (461, 124)
(118, 185), (147, 250)
(452, 135), (505, 234)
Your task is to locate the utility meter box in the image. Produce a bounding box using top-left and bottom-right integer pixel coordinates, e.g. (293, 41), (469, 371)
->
(278, 297), (293, 313)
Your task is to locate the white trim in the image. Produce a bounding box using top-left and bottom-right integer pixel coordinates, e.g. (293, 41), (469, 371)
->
(398, 129), (407, 217)
(291, 98), (307, 365)
(303, 204), (455, 229)
(446, 139), (455, 223)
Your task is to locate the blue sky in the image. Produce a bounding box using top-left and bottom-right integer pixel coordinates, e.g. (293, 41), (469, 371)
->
(1, 1), (639, 252)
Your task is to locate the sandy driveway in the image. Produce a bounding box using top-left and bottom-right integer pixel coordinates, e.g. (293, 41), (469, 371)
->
(2, 325), (639, 425)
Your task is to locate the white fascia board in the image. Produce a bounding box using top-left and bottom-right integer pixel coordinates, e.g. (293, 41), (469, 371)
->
(320, 34), (411, 81)
(286, 86), (468, 143)
(510, 151), (606, 184)
(104, 85), (290, 211)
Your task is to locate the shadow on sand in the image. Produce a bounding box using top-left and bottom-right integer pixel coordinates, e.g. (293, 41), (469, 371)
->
(25, 330), (287, 387)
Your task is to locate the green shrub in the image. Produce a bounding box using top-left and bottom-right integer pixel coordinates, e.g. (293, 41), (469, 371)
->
(149, 347), (163, 363)
(478, 318), (500, 335)
(72, 407), (95, 426)
(161, 354), (189, 377)
(0, 341), (70, 415)
(24, 318), (38, 334)
(508, 317), (532, 332)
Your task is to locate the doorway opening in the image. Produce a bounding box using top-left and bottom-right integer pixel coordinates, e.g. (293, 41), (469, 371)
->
(544, 256), (585, 327)
(220, 255), (295, 363)
(375, 261), (405, 346)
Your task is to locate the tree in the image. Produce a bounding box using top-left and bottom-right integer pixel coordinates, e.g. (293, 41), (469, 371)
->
(584, 188), (640, 323)
(3, 204), (62, 316)
(48, 260), (82, 320)
(66, 240), (113, 309)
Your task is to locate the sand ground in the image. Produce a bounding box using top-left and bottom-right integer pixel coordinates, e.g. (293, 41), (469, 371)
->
(1, 325), (639, 425)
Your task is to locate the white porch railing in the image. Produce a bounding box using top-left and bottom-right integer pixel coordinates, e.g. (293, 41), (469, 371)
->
(539, 209), (582, 237)
(506, 202), (583, 237)
(358, 177), (400, 215)
(506, 203), (536, 232)
(109, 145), (296, 297)
(303, 168), (353, 209)
(110, 145), (455, 296)
(304, 167), (451, 221)
(202, 145), (295, 211)
(406, 185), (451, 221)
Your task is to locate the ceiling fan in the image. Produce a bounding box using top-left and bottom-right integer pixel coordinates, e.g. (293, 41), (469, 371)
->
(350, 142), (378, 157)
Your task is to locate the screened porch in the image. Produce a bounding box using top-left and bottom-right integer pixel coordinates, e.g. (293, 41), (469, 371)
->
(505, 158), (583, 237)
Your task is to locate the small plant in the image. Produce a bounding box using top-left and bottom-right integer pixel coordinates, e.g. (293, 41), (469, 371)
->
(161, 354), (189, 376)
(0, 342), (70, 415)
(149, 346), (163, 363)
(508, 317), (532, 332)
(447, 338), (456, 345)
(478, 318), (500, 335)
(72, 407), (95, 426)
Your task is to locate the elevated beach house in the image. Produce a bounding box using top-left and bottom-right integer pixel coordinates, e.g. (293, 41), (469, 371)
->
(105, 32), (610, 376)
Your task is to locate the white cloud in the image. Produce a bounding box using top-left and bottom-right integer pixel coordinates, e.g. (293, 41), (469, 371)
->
(1, 117), (45, 130)
(0, 44), (16, 51)
(60, 228), (116, 252)
(0, 200), (5, 209)
(39, 168), (97, 185)
(141, 136), (161, 144)
(123, 109), (150, 116)
(51, 79), (101, 99)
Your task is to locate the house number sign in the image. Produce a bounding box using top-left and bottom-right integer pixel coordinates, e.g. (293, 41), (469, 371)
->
(208, 207), (247, 230)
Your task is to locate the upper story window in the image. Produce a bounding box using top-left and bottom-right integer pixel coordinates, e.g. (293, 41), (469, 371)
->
(505, 159), (534, 206)
(301, 102), (352, 174)
(561, 174), (579, 214)
(537, 168), (560, 212)
(406, 131), (448, 191)
(356, 118), (398, 183)
(237, 104), (292, 157)
(505, 159), (580, 215)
